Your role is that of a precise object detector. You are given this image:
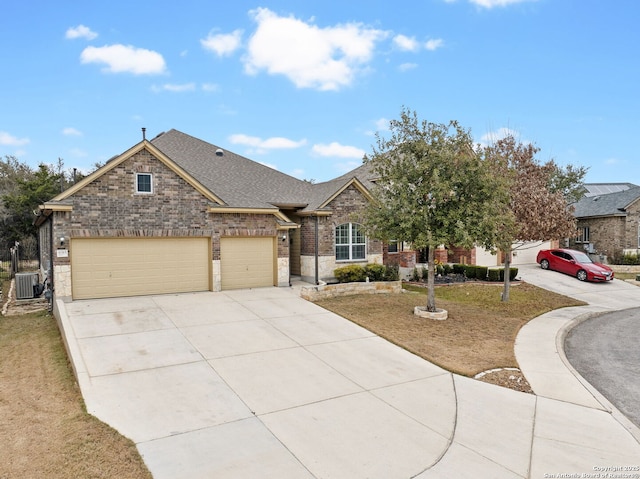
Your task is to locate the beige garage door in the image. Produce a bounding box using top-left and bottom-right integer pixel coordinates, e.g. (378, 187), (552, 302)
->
(220, 237), (275, 290)
(71, 237), (211, 300)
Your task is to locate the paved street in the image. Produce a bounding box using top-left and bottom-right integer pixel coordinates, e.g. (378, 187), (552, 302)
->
(565, 307), (640, 428)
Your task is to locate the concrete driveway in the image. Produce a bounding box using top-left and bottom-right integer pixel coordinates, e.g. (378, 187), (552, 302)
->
(57, 287), (455, 478)
(55, 276), (640, 478)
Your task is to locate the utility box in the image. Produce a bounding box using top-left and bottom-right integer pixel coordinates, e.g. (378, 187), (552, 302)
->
(15, 272), (39, 300)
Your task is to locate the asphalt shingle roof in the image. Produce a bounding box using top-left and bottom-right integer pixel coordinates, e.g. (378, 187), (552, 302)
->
(151, 129), (372, 212)
(151, 129), (313, 209)
(573, 186), (640, 218)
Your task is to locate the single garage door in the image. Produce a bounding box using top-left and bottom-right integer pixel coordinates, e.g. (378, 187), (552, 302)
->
(71, 237), (211, 300)
(220, 237), (275, 290)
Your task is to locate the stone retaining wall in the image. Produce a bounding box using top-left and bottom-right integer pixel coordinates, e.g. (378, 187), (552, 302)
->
(300, 280), (402, 301)
(609, 265), (640, 273)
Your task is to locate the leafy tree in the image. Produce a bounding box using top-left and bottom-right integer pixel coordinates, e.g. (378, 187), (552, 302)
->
(1, 163), (64, 251)
(484, 136), (587, 301)
(363, 108), (511, 312)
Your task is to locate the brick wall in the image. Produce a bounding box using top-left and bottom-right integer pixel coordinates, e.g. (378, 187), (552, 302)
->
(623, 200), (640, 252)
(50, 150), (285, 268)
(571, 217), (626, 258)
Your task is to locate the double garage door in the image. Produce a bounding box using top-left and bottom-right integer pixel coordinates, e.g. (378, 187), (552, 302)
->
(70, 236), (275, 300)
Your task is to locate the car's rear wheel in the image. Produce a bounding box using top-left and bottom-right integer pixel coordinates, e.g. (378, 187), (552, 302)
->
(540, 259), (550, 270)
(577, 270), (588, 281)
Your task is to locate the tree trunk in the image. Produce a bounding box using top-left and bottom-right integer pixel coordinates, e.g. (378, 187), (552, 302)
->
(427, 246), (436, 312)
(502, 246), (512, 302)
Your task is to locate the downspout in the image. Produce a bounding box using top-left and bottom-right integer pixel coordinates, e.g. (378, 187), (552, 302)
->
(315, 214), (319, 285)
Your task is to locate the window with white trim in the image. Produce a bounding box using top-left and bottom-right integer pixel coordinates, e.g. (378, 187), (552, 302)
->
(335, 223), (366, 261)
(136, 173), (153, 194)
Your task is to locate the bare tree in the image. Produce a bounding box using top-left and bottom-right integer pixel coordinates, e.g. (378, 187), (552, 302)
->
(484, 136), (587, 301)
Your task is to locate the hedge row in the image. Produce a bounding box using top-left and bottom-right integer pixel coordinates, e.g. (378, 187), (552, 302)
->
(460, 264), (518, 281)
(411, 264), (518, 282)
(334, 263), (400, 283)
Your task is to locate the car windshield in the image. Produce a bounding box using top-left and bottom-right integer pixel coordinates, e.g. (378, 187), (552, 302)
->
(572, 252), (593, 264)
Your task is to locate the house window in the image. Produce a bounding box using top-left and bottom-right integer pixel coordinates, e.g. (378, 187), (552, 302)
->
(136, 173), (153, 194)
(388, 240), (403, 253)
(336, 223), (366, 261)
(576, 226), (590, 243)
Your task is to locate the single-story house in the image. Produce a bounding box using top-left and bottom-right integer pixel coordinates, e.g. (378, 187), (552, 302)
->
(569, 182), (640, 261)
(36, 129), (382, 300)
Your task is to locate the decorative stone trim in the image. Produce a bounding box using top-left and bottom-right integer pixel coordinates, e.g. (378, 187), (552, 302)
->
(413, 306), (448, 320)
(300, 280), (401, 301)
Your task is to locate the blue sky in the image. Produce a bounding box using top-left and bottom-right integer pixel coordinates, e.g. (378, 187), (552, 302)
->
(1, 0), (638, 184)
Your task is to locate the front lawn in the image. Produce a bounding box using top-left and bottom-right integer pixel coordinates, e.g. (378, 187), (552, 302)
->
(0, 308), (152, 479)
(315, 282), (585, 382)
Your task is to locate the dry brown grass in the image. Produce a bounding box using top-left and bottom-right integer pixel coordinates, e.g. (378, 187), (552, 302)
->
(0, 310), (152, 479)
(315, 282), (585, 377)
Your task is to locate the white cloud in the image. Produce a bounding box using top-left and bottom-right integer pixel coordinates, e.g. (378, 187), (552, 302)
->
(605, 157), (620, 165)
(312, 142), (365, 159)
(399, 62), (418, 72)
(375, 118), (390, 131)
(80, 44), (166, 75)
(62, 127), (82, 136)
(469, 0), (537, 8)
(229, 133), (306, 153)
(478, 127), (532, 147)
(244, 7), (388, 91)
(65, 24), (98, 40)
(151, 82), (196, 93)
(0, 131), (29, 146)
(201, 29), (243, 56)
(480, 127), (519, 144)
(201, 83), (219, 92)
(393, 34), (420, 52)
(425, 38), (444, 51)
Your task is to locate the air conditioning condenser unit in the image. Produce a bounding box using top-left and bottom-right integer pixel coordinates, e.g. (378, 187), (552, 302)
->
(15, 272), (39, 300)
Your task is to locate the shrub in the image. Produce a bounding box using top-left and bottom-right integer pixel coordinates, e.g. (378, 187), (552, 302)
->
(334, 265), (366, 283)
(452, 263), (465, 275)
(487, 268), (501, 281)
(383, 263), (400, 281)
(335, 264), (400, 283)
(498, 267), (519, 281)
(420, 266), (428, 281)
(365, 263), (386, 281)
(622, 254), (640, 265)
(442, 263), (453, 275)
(463, 264), (477, 279)
(475, 266), (488, 281)
(411, 267), (420, 282)
(436, 264), (445, 276)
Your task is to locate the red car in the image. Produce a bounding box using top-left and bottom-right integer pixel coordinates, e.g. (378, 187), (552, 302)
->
(536, 248), (614, 282)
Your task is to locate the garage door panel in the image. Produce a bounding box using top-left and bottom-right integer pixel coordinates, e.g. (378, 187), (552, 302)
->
(220, 237), (275, 290)
(71, 238), (211, 300)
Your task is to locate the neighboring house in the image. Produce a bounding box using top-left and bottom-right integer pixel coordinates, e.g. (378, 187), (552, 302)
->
(36, 129), (382, 300)
(569, 183), (640, 261)
(343, 163), (551, 271)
